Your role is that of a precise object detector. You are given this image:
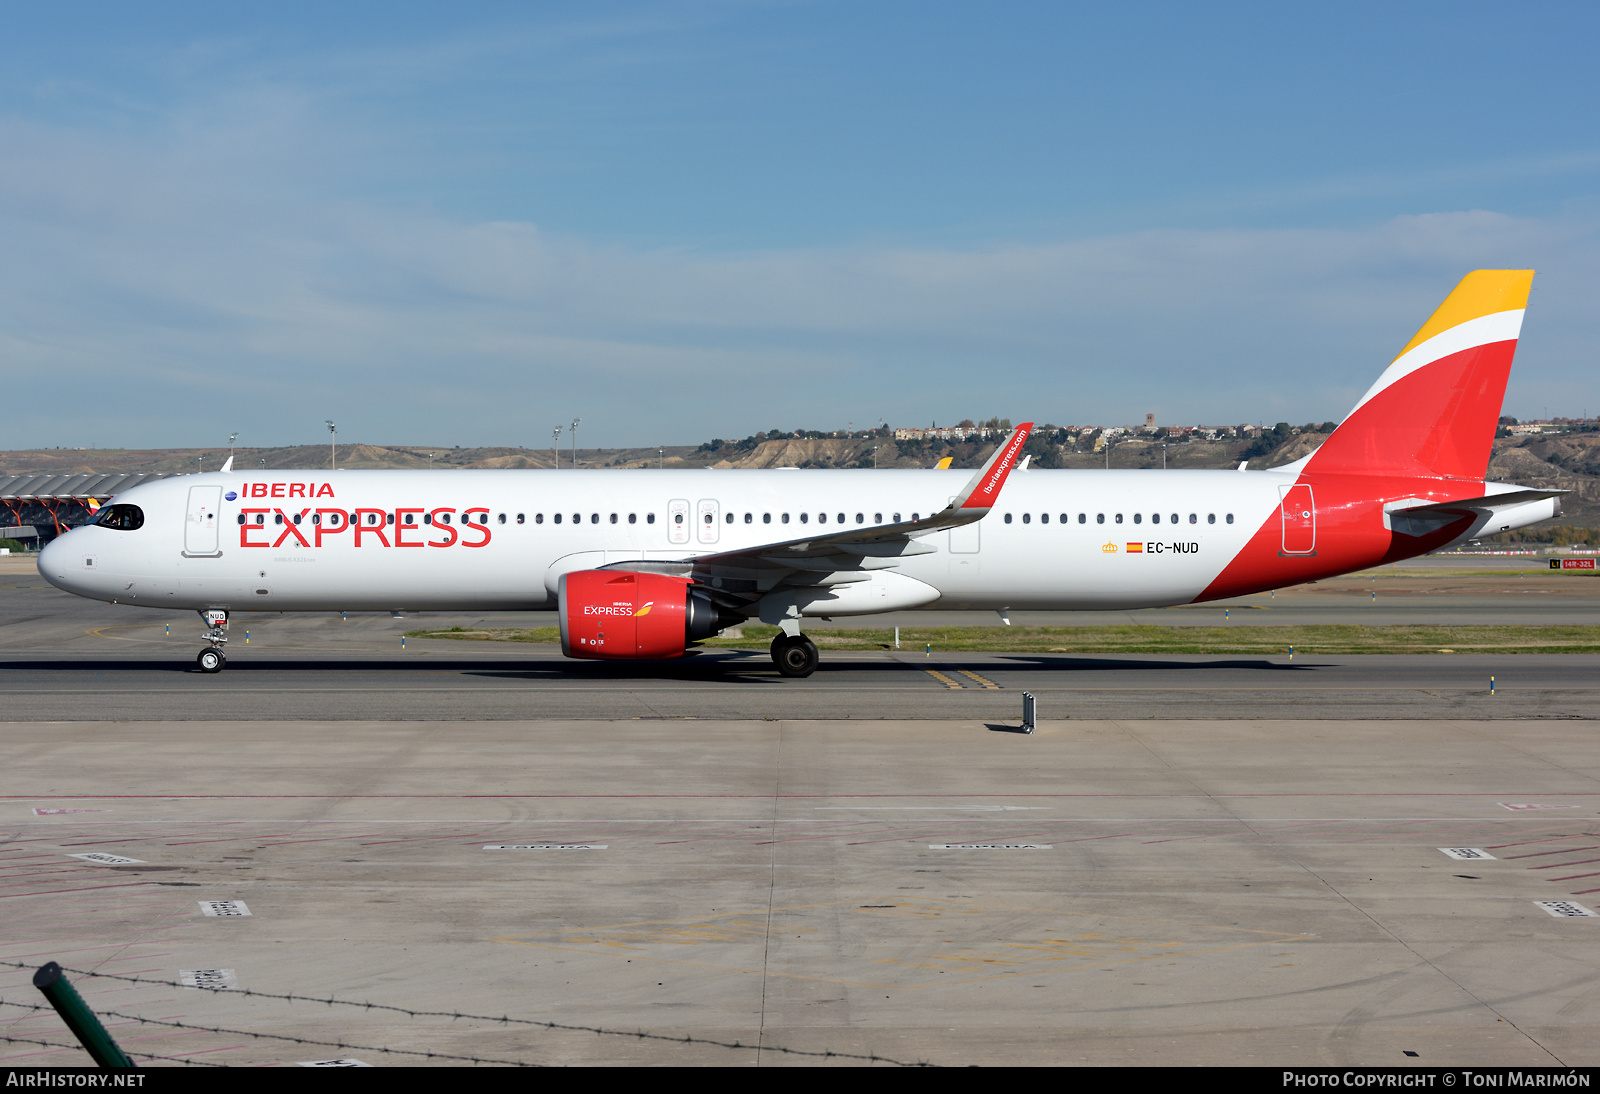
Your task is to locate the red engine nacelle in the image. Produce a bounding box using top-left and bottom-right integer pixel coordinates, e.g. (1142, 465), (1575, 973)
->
(558, 570), (738, 660)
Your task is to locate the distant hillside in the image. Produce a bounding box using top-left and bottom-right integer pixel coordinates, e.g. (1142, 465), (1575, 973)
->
(0, 443), (708, 476)
(5, 426), (1597, 530)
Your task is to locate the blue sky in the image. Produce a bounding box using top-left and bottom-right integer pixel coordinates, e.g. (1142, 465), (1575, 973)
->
(4, 2), (1599, 448)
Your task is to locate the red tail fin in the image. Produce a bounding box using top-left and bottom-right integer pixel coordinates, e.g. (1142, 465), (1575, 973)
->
(1306, 270), (1534, 481)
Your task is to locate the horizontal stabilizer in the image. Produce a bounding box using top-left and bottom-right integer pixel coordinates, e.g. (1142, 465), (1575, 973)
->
(1386, 488), (1565, 540)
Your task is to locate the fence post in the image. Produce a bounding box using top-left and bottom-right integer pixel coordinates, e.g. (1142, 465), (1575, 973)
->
(33, 962), (137, 1069)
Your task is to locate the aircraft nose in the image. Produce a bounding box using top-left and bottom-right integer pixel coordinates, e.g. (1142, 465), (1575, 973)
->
(37, 532), (81, 593)
(38, 534), (63, 574)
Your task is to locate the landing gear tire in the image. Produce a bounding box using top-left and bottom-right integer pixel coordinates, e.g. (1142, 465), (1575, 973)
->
(196, 648), (225, 673)
(771, 634), (819, 678)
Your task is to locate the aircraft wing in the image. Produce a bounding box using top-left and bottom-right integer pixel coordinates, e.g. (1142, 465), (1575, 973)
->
(600, 423), (1033, 606)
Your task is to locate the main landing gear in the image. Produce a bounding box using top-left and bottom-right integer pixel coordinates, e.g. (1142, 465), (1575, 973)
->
(771, 633), (819, 678)
(196, 609), (228, 673)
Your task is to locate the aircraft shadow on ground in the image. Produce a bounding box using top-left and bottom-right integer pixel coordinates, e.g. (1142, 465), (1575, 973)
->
(0, 651), (1326, 680)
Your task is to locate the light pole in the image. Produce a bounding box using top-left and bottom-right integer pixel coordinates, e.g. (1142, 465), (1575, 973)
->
(228, 432), (237, 465)
(570, 418), (581, 468)
(872, 445), (880, 469)
(552, 426), (561, 469)
(325, 420), (336, 470)
(658, 447), (663, 469)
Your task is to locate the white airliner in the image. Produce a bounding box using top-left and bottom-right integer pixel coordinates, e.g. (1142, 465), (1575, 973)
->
(42, 270), (1559, 677)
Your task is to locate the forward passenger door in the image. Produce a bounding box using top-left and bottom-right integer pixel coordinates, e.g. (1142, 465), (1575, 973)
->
(183, 486), (223, 557)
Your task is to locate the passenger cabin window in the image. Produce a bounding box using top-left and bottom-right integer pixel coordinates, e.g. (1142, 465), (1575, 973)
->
(1133, 513), (1142, 524)
(818, 513), (826, 524)
(837, 513), (845, 524)
(1170, 513), (1178, 524)
(1041, 513), (1049, 523)
(1207, 513), (1215, 524)
(1077, 513), (1085, 524)
(517, 513), (525, 524)
(647, 513), (655, 524)
(763, 513), (771, 524)
(553, 513), (562, 524)
(725, 512), (734, 524)
(782, 513), (790, 523)
(1115, 514), (1123, 524)
(1226, 513), (1234, 524)
(800, 513), (809, 523)
(745, 513), (753, 524)
(590, 513), (599, 524)
(855, 513), (864, 524)
(609, 513), (618, 524)
(96, 505), (144, 531)
(628, 513), (637, 524)
(874, 513), (882, 523)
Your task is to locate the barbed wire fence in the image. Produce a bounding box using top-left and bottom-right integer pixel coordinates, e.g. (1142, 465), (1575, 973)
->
(0, 959), (936, 1067)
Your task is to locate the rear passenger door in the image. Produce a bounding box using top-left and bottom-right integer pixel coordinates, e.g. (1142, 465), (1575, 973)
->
(1279, 484), (1315, 555)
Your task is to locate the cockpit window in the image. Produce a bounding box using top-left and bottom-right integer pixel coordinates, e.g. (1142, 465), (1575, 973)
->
(95, 504), (144, 531)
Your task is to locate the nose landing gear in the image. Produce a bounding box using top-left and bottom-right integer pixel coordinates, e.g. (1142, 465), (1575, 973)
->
(771, 633), (819, 678)
(196, 609), (228, 673)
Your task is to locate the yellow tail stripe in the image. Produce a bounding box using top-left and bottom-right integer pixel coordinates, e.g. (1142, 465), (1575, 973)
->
(1394, 269), (1534, 360)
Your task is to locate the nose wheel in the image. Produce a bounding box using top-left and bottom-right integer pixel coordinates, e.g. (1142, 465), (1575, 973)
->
(195, 609), (229, 673)
(771, 634), (819, 678)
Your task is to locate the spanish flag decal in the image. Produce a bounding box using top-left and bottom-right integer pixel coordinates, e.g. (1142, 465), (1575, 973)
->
(1126, 542), (1144, 553)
